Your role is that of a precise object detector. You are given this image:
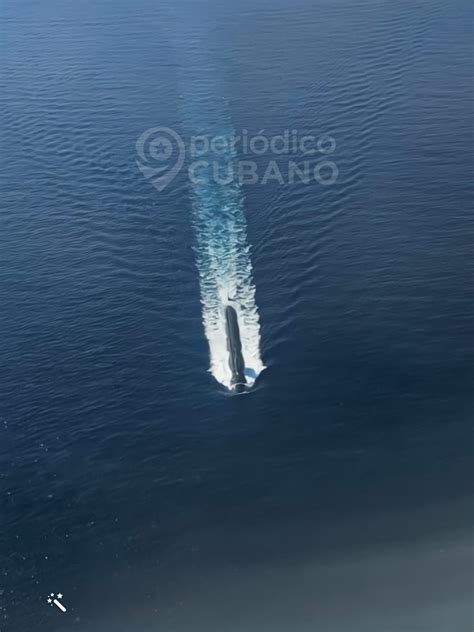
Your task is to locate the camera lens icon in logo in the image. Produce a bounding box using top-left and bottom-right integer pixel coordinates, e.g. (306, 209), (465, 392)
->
(136, 127), (185, 192)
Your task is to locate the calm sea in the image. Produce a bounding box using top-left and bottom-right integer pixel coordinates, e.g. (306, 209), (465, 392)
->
(1, 0), (473, 630)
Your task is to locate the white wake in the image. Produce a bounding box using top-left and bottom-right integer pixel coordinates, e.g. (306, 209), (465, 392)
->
(191, 142), (265, 390)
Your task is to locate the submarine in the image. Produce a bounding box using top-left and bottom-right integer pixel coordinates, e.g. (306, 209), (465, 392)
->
(224, 304), (247, 392)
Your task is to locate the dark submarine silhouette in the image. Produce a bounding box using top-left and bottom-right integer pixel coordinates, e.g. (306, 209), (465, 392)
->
(224, 305), (247, 392)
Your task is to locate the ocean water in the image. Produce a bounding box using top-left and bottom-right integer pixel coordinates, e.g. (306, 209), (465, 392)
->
(1, 0), (473, 631)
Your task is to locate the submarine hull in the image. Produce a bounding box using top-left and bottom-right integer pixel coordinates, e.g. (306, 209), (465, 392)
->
(224, 305), (247, 391)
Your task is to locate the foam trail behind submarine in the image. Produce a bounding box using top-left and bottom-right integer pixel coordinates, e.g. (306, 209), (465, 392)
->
(190, 143), (266, 390)
(168, 19), (265, 390)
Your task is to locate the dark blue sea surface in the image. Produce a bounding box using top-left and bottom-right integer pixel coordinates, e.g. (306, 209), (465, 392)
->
(1, 0), (473, 630)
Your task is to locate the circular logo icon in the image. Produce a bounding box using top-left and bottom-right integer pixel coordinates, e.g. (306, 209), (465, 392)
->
(136, 127), (185, 192)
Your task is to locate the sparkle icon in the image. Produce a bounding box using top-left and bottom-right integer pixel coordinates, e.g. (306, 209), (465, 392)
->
(47, 592), (66, 613)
